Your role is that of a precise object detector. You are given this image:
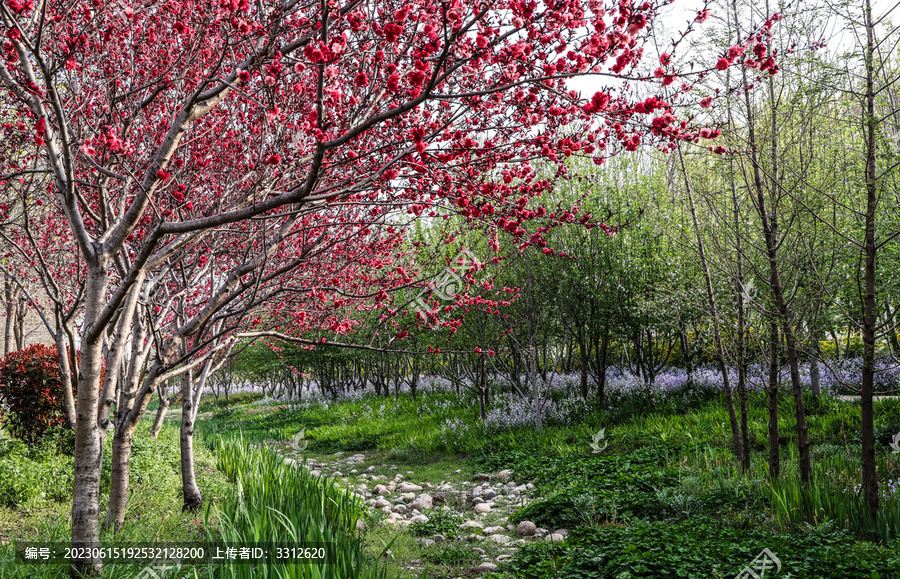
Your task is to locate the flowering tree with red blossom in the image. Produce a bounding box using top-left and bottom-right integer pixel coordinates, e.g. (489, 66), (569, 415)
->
(0, 0), (786, 570)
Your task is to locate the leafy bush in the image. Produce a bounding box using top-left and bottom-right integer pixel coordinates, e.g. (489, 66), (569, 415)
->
(499, 520), (900, 578)
(0, 345), (68, 444)
(409, 509), (463, 538)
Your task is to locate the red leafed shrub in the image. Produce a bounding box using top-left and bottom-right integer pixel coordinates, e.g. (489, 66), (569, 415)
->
(0, 344), (67, 444)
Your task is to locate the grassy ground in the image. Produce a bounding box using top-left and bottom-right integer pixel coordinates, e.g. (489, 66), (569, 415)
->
(1, 384), (899, 578)
(0, 420), (231, 578)
(192, 386), (900, 578)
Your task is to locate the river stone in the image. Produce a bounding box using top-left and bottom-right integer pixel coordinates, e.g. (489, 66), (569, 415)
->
(410, 493), (433, 511)
(409, 514), (429, 524)
(472, 563), (497, 574)
(400, 483), (423, 493)
(374, 498), (390, 509)
(350, 454), (366, 463)
(496, 469), (513, 481)
(392, 504), (407, 514)
(483, 526), (505, 534)
(482, 489), (498, 500)
(474, 503), (491, 514)
(490, 534), (511, 544)
(373, 484), (390, 496)
(554, 528), (570, 537)
(516, 521), (537, 536)
(548, 533), (565, 542)
(432, 534), (447, 543)
(459, 520), (483, 531)
(401, 492), (416, 501)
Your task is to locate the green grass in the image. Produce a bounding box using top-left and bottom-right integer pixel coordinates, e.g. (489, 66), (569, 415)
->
(0, 421), (230, 578)
(192, 385), (900, 578)
(209, 434), (397, 579)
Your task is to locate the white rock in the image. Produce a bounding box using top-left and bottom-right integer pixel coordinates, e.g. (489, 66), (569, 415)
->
(459, 520), (483, 531)
(374, 498), (391, 509)
(554, 528), (569, 537)
(490, 534), (511, 544)
(483, 526), (505, 534)
(355, 520), (366, 532)
(526, 483), (535, 490)
(392, 504), (408, 514)
(516, 521), (537, 536)
(333, 471), (343, 477)
(496, 469), (513, 481)
(417, 538), (435, 548)
(381, 506), (392, 514)
(548, 533), (565, 542)
(350, 454), (366, 463)
(472, 562), (497, 573)
(399, 483), (423, 493)
(367, 465), (376, 472)
(310, 470), (321, 477)
(474, 503), (491, 514)
(473, 497), (485, 504)
(373, 484), (390, 496)
(410, 493), (433, 511)
(401, 492), (416, 501)
(409, 514), (429, 524)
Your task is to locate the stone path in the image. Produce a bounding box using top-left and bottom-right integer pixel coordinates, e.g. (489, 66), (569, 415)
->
(279, 450), (567, 576)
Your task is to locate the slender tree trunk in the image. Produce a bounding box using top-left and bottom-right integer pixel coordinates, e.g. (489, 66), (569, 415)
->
(740, 33), (811, 485)
(180, 370), (203, 512)
(71, 269), (110, 576)
(13, 295), (24, 350)
(860, 0), (879, 518)
(809, 325), (822, 398)
(768, 320), (780, 479)
(579, 334), (589, 402)
(150, 390), (181, 439)
(678, 144), (743, 461)
(3, 277), (14, 356)
(596, 318), (609, 406)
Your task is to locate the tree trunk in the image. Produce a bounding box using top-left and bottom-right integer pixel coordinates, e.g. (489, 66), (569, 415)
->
(809, 325), (822, 398)
(767, 320), (780, 479)
(70, 269), (110, 576)
(150, 391), (181, 439)
(3, 277), (15, 356)
(180, 370), (202, 512)
(678, 143), (743, 462)
(860, 0), (879, 519)
(579, 335), (589, 402)
(103, 425), (135, 533)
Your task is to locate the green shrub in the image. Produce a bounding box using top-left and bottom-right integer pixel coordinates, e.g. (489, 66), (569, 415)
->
(409, 509), (463, 538)
(500, 520), (900, 578)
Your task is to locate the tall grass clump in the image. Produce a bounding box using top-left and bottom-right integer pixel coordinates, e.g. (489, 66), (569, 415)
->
(212, 436), (394, 579)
